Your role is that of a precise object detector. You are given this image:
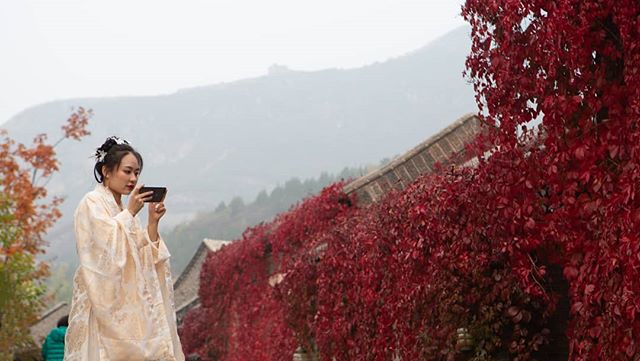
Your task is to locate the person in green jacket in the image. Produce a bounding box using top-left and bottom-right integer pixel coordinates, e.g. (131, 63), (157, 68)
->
(41, 315), (68, 361)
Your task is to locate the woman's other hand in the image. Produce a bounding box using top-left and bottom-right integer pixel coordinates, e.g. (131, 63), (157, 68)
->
(147, 190), (166, 242)
(148, 188), (167, 224)
(148, 201), (167, 224)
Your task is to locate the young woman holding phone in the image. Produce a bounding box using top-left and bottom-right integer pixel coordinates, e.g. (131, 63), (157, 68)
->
(64, 136), (184, 361)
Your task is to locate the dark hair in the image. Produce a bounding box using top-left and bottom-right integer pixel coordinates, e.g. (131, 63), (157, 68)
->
(93, 136), (143, 183)
(57, 315), (69, 327)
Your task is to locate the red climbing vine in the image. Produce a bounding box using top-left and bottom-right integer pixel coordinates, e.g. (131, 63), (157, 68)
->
(181, 1), (640, 359)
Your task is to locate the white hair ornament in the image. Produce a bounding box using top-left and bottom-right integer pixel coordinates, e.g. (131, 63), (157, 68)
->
(92, 136), (130, 163)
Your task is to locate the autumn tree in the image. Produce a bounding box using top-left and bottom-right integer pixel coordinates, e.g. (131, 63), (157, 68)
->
(0, 108), (91, 359)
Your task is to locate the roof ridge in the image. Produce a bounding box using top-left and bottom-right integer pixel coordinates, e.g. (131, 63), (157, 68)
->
(173, 242), (208, 289)
(37, 302), (68, 322)
(344, 113), (478, 193)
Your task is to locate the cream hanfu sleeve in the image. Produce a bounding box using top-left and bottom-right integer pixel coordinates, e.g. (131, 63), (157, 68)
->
(67, 191), (184, 361)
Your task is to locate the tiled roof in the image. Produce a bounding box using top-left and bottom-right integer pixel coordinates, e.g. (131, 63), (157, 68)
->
(344, 113), (480, 203)
(173, 239), (230, 320)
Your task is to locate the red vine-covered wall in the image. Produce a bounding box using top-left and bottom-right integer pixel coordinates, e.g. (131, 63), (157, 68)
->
(181, 1), (640, 360)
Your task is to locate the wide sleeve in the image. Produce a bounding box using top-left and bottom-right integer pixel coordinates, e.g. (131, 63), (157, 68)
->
(140, 227), (171, 264)
(74, 195), (133, 274)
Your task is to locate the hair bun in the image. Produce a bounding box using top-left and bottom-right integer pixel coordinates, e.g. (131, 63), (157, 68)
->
(92, 136), (140, 184)
(94, 136), (130, 163)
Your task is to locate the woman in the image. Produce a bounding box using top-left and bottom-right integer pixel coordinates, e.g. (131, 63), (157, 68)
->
(64, 136), (184, 361)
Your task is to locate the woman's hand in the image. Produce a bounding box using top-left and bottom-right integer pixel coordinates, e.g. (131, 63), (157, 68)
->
(147, 190), (167, 243)
(148, 201), (167, 225)
(128, 184), (153, 216)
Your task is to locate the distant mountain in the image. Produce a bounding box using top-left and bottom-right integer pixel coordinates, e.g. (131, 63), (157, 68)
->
(2, 25), (477, 272)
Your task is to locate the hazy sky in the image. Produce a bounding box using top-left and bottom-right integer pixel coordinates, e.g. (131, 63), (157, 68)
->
(1, 0), (466, 125)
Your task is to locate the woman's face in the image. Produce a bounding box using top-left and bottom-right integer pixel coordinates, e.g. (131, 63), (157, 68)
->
(103, 153), (140, 196)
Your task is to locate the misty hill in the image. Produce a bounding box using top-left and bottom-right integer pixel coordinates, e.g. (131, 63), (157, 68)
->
(2, 26), (476, 271)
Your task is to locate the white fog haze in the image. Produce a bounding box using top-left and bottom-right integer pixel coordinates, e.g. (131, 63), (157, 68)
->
(1, 0), (465, 124)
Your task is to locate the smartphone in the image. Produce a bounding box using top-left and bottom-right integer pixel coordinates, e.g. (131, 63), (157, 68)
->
(139, 186), (167, 202)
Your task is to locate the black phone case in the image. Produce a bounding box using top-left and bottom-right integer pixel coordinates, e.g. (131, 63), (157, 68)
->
(140, 187), (166, 202)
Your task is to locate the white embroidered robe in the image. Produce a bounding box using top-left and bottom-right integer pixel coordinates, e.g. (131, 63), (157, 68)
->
(64, 184), (185, 361)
